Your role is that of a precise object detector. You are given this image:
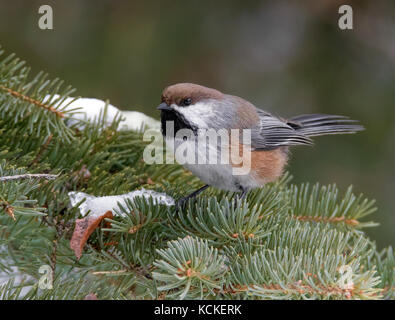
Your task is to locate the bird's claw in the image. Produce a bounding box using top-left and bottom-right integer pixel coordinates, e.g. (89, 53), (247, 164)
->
(175, 197), (189, 211)
(175, 185), (210, 211)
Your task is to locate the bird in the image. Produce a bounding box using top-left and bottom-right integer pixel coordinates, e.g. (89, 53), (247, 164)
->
(157, 83), (364, 207)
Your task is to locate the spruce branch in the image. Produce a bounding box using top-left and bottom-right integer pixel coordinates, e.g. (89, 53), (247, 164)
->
(0, 47), (76, 141)
(29, 133), (53, 167)
(0, 85), (65, 118)
(0, 45), (392, 300)
(0, 173), (59, 182)
(293, 215), (359, 226)
(287, 183), (378, 229)
(153, 237), (228, 299)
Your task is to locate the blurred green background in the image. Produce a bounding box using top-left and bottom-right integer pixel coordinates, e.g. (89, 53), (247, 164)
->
(0, 0), (394, 248)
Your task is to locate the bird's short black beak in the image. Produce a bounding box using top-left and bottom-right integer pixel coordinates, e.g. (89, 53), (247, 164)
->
(157, 102), (172, 111)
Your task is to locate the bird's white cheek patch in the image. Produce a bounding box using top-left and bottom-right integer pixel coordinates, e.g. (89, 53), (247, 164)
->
(172, 102), (216, 129)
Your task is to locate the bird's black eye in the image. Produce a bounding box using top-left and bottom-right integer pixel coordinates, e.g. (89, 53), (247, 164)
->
(181, 98), (192, 106)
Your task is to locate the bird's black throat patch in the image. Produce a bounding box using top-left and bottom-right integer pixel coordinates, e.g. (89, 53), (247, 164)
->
(160, 109), (197, 137)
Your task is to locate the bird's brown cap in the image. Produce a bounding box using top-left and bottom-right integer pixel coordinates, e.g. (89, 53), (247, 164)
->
(161, 83), (223, 106)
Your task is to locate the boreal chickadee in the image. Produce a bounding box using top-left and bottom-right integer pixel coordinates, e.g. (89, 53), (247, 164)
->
(157, 83), (364, 206)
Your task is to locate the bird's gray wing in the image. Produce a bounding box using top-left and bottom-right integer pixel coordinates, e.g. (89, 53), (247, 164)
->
(250, 109), (313, 150)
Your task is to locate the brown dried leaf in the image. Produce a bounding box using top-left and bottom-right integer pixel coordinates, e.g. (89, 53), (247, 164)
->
(70, 210), (113, 259)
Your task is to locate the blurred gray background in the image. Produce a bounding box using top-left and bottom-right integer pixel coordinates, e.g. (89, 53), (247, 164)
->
(0, 0), (394, 248)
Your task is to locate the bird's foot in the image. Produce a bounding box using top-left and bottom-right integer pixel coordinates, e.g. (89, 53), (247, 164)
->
(175, 185), (209, 211)
(175, 196), (190, 211)
(233, 187), (248, 209)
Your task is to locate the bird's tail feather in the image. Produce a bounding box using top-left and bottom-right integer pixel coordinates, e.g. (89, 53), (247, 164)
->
(289, 114), (365, 137)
